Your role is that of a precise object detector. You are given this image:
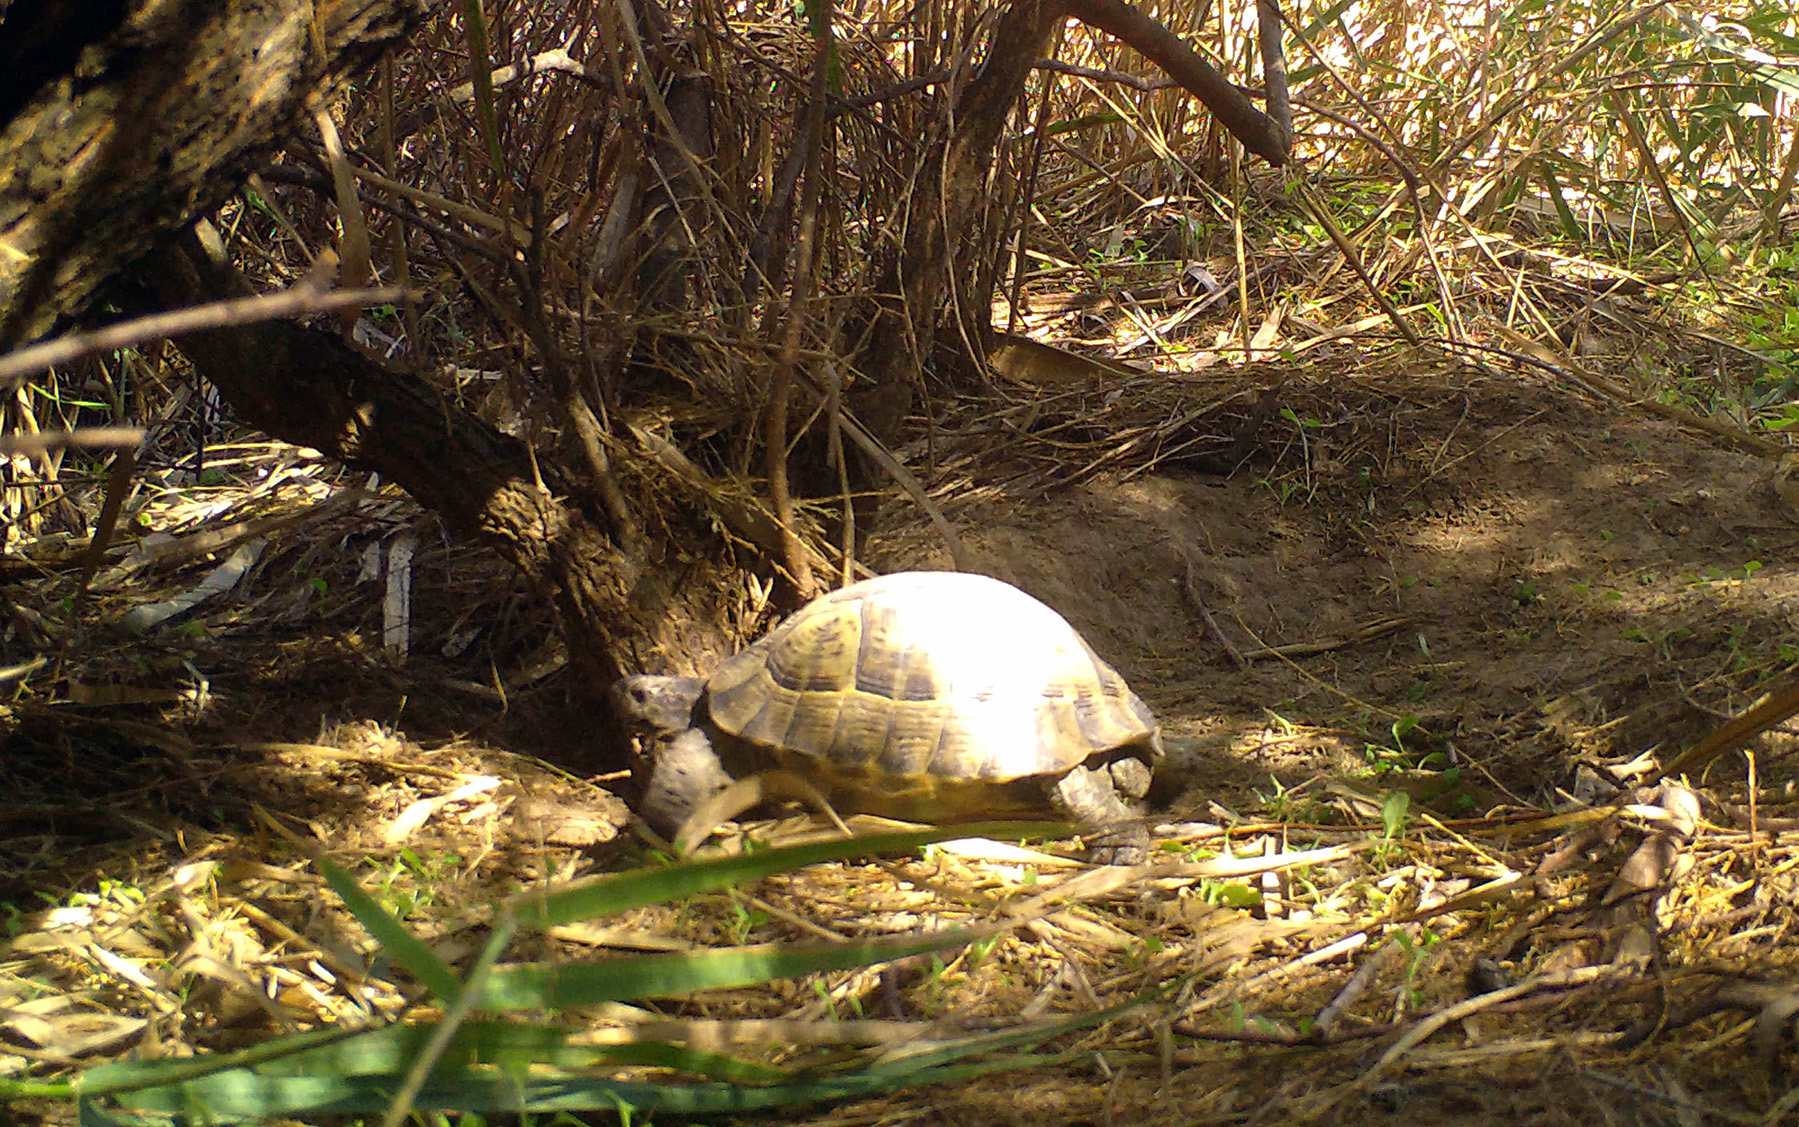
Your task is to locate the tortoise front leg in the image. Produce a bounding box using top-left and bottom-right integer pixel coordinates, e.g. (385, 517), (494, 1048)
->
(639, 729), (736, 841)
(1049, 763), (1150, 865)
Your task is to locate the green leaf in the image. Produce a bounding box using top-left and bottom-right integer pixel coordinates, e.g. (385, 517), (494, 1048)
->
(504, 823), (1066, 929)
(1380, 792), (1411, 840)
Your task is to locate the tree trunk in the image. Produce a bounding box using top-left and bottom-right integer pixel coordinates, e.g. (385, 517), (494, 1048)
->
(850, 0), (1070, 440)
(0, 0), (678, 769)
(0, 0), (435, 347)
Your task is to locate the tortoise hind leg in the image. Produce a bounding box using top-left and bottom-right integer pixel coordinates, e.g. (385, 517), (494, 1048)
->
(640, 729), (735, 841)
(1049, 763), (1150, 865)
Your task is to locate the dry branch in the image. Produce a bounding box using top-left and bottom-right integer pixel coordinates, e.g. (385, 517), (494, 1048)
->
(1065, 0), (1288, 164)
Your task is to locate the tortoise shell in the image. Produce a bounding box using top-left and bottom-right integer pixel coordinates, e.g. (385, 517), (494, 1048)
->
(699, 571), (1161, 819)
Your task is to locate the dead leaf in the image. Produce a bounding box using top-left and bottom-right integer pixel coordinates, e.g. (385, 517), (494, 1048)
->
(0, 1009), (145, 1059)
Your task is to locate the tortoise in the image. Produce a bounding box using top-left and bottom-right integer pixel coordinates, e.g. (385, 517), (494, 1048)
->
(611, 570), (1164, 863)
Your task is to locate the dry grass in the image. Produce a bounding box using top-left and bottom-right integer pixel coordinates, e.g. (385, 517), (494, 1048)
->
(7, 360), (1799, 1122)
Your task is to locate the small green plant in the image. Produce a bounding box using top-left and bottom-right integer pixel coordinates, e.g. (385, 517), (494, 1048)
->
(1257, 475), (1303, 507)
(1372, 792), (1412, 867)
(1224, 999), (1248, 1033)
(1122, 936), (1166, 971)
(400, 848), (462, 882)
(1381, 788), (1410, 835)
(810, 978), (864, 1019)
(68, 879), (147, 910)
(1620, 624), (1693, 657)
(1196, 880), (1263, 909)
(726, 898), (770, 945)
(965, 934), (1000, 971)
(1255, 775), (1307, 821)
(1724, 622), (1752, 672)
(371, 849), (464, 919)
(1390, 925), (1440, 1010)
(1362, 716), (1430, 776)
(917, 954), (953, 1013)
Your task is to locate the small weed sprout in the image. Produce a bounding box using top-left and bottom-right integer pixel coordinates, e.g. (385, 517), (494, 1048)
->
(1391, 926), (1440, 1011)
(1369, 792), (1411, 867)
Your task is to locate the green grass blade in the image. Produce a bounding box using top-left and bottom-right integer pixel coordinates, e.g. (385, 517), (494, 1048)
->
(75, 1025), (369, 1098)
(504, 822), (1067, 929)
(586, 1041), (791, 1084)
(89, 1059), (1069, 1122)
(316, 856), (462, 1002)
(85, 1032), (1080, 1123)
(80, 982), (1168, 1122)
(83, 1019), (784, 1090)
(480, 925), (998, 1009)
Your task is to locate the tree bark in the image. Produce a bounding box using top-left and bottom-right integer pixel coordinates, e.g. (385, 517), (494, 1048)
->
(0, 0), (435, 347)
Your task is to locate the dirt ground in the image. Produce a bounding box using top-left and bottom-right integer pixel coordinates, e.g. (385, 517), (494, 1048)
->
(4, 359), (1798, 1125)
(883, 367), (1799, 805)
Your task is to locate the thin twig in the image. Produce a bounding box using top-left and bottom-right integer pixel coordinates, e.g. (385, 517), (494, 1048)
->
(0, 428), (145, 454)
(0, 284), (408, 387)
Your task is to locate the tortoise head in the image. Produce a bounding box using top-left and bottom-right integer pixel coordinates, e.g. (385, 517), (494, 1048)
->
(610, 674), (707, 733)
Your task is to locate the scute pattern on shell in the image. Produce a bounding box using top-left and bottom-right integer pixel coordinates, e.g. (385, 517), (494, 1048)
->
(703, 571), (1160, 791)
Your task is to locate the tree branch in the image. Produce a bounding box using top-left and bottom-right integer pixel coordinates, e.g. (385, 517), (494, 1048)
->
(1066, 0), (1288, 165)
